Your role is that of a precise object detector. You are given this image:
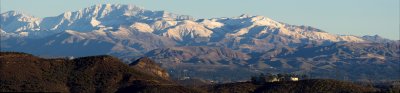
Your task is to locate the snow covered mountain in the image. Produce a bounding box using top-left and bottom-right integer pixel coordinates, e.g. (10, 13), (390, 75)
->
(1, 4), (193, 37)
(2, 3), (396, 56)
(362, 35), (396, 43)
(1, 4), (399, 82)
(1, 4), (370, 41)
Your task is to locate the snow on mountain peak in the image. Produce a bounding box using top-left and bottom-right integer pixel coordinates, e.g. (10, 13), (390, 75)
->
(130, 22), (154, 33)
(62, 12), (72, 20)
(1, 11), (41, 32)
(199, 19), (224, 29)
(162, 20), (213, 41)
(77, 4), (143, 18)
(49, 4), (143, 23)
(90, 18), (101, 26)
(251, 16), (283, 27)
(227, 14), (284, 28)
(0, 4), (383, 43)
(1, 11), (33, 18)
(339, 35), (365, 42)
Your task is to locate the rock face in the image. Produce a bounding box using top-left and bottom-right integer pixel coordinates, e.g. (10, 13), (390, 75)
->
(0, 52), (198, 93)
(129, 57), (170, 79)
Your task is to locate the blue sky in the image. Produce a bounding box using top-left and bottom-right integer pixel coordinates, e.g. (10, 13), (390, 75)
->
(1, 0), (399, 40)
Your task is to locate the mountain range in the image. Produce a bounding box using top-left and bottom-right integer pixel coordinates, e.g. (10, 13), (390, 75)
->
(1, 4), (399, 82)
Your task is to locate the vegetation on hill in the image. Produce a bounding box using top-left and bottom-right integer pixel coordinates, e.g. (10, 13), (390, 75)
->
(0, 52), (200, 93)
(0, 52), (398, 93)
(205, 79), (377, 93)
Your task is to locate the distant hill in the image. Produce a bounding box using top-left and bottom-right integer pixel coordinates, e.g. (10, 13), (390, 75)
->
(0, 52), (200, 93)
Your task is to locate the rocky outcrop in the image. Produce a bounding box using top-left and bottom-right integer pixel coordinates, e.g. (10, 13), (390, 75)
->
(129, 57), (170, 79)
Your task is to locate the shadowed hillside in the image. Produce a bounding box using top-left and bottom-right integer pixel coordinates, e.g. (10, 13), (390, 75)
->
(0, 52), (201, 93)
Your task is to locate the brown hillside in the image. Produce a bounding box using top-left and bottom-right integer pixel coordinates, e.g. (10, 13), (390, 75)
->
(205, 79), (377, 93)
(0, 52), (199, 93)
(129, 57), (170, 79)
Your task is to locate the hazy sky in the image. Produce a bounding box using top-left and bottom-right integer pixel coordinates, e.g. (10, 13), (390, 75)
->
(1, 0), (399, 39)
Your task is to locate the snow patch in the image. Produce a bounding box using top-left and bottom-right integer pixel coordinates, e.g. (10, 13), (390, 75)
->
(130, 22), (154, 33)
(90, 18), (101, 27)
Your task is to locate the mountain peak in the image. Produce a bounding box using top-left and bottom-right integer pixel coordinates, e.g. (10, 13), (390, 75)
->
(1, 10), (37, 19)
(362, 34), (383, 39)
(373, 34), (381, 38)
(0, 4), (379, 43)
(236, 14), (271, 20)
(1, 10), (41, 33)
(239, 14), (252, 18)
(2, 11), (17, 16)
(70, 3), (145, 19)
(89, 3), (143, 10)
(362, 34), (394, 43)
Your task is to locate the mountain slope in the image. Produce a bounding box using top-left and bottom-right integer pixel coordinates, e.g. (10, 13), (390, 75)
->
(145, 46), (250, 65)
(0, 52), (200, 93)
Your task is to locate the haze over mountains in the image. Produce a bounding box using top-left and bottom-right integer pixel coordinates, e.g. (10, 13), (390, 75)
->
(1, 4), (399, 82)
